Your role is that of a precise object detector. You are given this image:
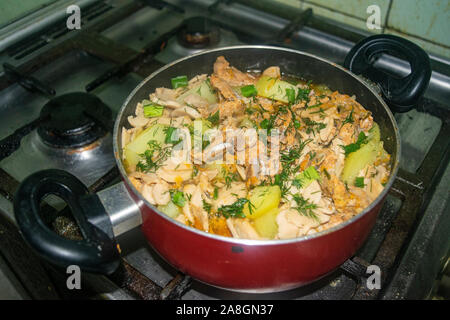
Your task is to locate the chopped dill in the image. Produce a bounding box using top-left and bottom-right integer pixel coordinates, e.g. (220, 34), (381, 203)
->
(309, 107), (326, 116)
(354, 177), (365, 188)
(291, 194), (319, 221)
(207, 110), (220, 126)
(295, 87), (310, 103)
(341, 131), (368, 156)
(136, 140), (171, 173)
(202, 200), (212, 213)
(323, 168), (331, 180)
(307, 102), (322, 109)
(342, 108), (354, 126)
(217, 198), (254, 219)
(170, 190), (186, 207)
(302, 117), (326, 135)
(223, 169), (239, 189)
(274, 138), (312, 197)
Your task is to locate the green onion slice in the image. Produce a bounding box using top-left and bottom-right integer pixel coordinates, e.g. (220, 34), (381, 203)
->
(285, 88), (296, 104)
(143, 103), (164, 117)
(294, 166), (320, 188)
(354, 177), (365, 188)
(171, 191), (186, 207)
(260, 119), (270, 129)
(171, 75), (188, 89)
(240, 84), (257, 97)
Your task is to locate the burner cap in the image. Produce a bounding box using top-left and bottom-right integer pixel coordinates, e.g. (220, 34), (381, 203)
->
(177, 17), (220, 49)
(38, 92), (112, 148)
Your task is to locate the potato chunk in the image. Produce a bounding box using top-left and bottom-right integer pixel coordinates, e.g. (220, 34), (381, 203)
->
(158, 201), (181, 219)
(243, 185), (281, 219)
(341, 123), (381, 185)
(253, 208), (279, 239)
(255, 76), (299, 103)
(124, 124), (167, 170)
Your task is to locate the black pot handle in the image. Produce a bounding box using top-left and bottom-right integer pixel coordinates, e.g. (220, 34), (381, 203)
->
(13, 169), (120, 275)
(344, 34), (431, 113)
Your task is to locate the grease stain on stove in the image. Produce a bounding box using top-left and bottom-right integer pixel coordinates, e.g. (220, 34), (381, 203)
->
(66, 140), (102, 155)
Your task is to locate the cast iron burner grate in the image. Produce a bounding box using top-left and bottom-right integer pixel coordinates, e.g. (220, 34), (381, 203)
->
(38, 92), (112, 148)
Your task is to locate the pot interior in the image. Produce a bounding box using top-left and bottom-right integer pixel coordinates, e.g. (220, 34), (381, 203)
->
(114, 46), (400, 241)
(116, 46), (399, 164)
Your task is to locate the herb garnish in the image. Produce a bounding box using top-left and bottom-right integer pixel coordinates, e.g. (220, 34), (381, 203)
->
(171, 75), (188, 89)
(245, 107), (255, 115)
(285, 88), (296, 104)
(202, 200), (212, 213)
(192, 166), (199, 178)
(224, 170), (239, 189)
(241, 84), (258, 97)
(274, 139), (312, 197)
(164, 126), (182, 145)
(171, 190), (186, 207)
(307, 102), (322, 109)
(342, 108), (354, 126)
(295, 87), (310, 103)
(217, 198), (254, 219)
(143, 103), (164, 118)
(213, 186), (219, 200)
(322, 168), (331, 180)
(341, 131), (368, 156)
(136, 140), (171, 173)
(309, 107), (326, 117)
(207, 110), (220, 126)
(292, 178), (304, 189)
(294, 166), (320, 189)
(302, 117), (326, 135)
(291, 194), (319, 221)
(354, 177), (365, 188)
(259, 112), (278, 133)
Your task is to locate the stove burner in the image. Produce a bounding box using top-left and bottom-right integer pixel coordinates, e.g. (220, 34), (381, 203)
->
(177, 17), (220, 49)
(38, 92), (112, 148)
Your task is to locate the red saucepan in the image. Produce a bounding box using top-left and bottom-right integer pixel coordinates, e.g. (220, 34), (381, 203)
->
(14, 35), (431, 292)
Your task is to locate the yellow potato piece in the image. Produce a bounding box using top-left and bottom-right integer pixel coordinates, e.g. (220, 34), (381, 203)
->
(341, 123), (381, 185)
(253, 207), (279, 239)
(158, 201), (181, 219)
(255, 76), (298, 103)
(124, 124), (167, 169)
(243, 185), (281, 219)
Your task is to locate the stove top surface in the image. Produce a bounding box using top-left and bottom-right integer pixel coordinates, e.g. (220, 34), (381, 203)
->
(0, 0), (448, 300)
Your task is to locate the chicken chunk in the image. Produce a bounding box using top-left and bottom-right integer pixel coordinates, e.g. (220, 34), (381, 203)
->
(213, 56), (255, 86)
(226, 218), (261, 240)
(262, 66), (281, 78)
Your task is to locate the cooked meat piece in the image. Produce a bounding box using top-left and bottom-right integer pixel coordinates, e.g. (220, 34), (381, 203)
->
(218, 100), (243, 118)
(213, 56), (255, 86)
(226, 218), (261, 240)
(210, 74), (237, 100)
(262, 66), (281, 79)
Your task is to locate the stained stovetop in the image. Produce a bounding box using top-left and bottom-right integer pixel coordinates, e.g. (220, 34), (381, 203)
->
(0, 0), (449, 300)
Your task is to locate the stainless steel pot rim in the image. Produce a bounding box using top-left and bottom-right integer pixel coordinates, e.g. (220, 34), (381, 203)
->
(113, 45), (401, 246)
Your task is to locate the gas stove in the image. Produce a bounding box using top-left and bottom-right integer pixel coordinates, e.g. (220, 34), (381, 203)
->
(0, 0), (449, 300)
